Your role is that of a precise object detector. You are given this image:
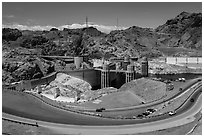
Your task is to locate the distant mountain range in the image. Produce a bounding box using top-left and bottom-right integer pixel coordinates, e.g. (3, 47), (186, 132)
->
(2, 23), (127, 34)
(3, 11), (202, 58)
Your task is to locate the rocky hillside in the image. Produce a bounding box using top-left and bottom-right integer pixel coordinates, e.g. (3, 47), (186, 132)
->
(156, 12), (202, 50)
(92, 26), (162, 58)
(3, 12), (201, 58)
(2, 11), (202, 84)
(39, 73), (92, 99)
(2, 43), (55, 84)
(2, 28), (22, 41)
(84, 12), (202, 58)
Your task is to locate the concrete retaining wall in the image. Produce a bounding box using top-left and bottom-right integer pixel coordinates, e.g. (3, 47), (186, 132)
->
(7, 72), (58, 91)
(30, 72), (57, 88)
(198, 58), (202, 63)
(166, 57), (202, 64)
(188, 58), (198, 63)
(177, 57), (186, 63)
(166, 57), (176, 64)
(7, 69), (101, 91)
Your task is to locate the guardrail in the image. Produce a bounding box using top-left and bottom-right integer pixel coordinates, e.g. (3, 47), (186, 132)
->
(3, 77), (201, 115)
(175, 84), (202, 112)
(145, 83), (202, 119)
(2, 117), (38, 127)
(3, 84), (202, 130)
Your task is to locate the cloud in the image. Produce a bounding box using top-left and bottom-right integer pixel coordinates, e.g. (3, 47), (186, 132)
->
(2, 23), (55, 31)
(58, 23), (127, 33)
(2, 23), (128, 33)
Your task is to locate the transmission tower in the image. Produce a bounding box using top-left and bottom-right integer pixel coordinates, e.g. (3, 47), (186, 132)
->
(86, 16), (88, 28)
(117, 17), (118, 30)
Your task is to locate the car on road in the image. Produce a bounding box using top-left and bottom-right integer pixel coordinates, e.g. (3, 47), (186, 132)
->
(101, 107), (106, 110)
(190, 98), (194, 102)
(96, 107), (106, 112)
(132, 116), (137, 119)
(142, 111), (150, 116)
(137, 114), (144, 119)
(168, 111), (176, 116)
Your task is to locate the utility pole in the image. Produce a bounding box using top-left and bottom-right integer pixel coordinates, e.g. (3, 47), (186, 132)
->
(65, 21), (69, 42)
(67, 21), (70, 29)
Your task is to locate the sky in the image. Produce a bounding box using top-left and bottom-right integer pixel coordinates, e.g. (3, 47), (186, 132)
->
(2, 2), (202, 33)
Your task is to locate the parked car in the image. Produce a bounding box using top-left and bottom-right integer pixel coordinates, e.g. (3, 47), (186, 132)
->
(178, 78), (186, 82)
(145, 111), (153, 114)
(164, 80), (171, 84)
(167, 83), (174, 91)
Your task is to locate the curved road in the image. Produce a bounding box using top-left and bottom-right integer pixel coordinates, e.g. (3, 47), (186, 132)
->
(45, 88), (202, 134)
(2, 81), (202, 134)
(2, 79), (201, 125)
(70, 78), (202, 112)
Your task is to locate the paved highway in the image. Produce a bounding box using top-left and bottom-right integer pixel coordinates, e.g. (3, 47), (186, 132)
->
(2, 81), (201, 134)
(69, 78), (202, 112)
(48, 88), (202, 134)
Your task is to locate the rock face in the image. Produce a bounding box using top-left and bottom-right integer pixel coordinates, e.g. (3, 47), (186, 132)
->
(2, 28), (22, 41)
(156, 12), (202, 50)
(83, 12), (201, 58)
(2, 70), (15, 84)
(2, 55), (54, 83)
(42, 73), (92, 98)
(91, 26), (162, 58)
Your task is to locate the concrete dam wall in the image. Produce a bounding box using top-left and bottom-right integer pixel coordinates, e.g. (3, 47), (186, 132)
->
(60, 69), (123, 89)
(7, 64), (145, 91)
(60, 69), (101, 89)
